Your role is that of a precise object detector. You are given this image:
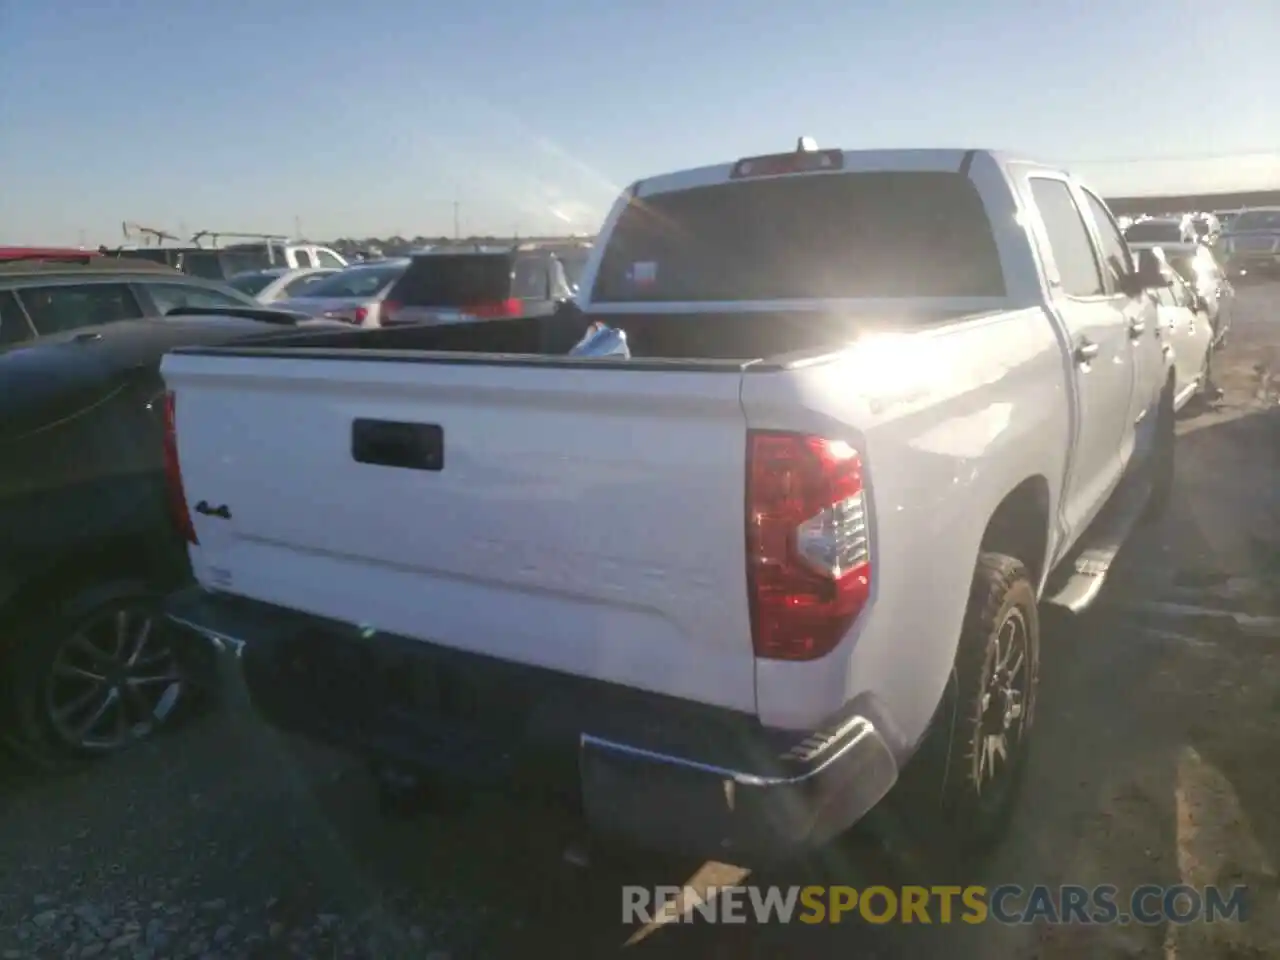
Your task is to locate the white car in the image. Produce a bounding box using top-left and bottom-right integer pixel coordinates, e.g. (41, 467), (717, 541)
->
(271, 258), (410, 326)
(1134, 248), (1216, 411)
(227, 267), (339, 304)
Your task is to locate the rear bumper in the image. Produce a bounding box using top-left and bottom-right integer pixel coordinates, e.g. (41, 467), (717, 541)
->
(166, 587), (898, 861)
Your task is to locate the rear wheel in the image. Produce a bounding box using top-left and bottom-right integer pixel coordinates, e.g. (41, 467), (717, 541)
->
(879, 553), (1039, 867)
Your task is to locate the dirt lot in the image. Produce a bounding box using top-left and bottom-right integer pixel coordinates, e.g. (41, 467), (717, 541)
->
(1, 285), (1278, 960)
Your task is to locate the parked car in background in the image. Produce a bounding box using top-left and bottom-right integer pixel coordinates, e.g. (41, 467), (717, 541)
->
(1134, 247), (1216, 410)
(1, 256), (258, 347)
(1218, 207), (1280, 279)
(271, 258), (410, 326)
(1123, 217), (1196, 246)
(227, 267), (339, 303)
(161, 146), (1175, 863)
(380, 245), (574, 326)
(0, 246), (94, 261)
(1212, 210), (1240, 230)
(1150, 242), (1234, 346)
(112, 240), (348, 282)
(1184, 212), (1221, 246)
(0, 306), (344, 766)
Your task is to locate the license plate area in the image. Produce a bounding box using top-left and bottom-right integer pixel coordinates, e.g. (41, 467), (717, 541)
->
(273, 628), (532, 732)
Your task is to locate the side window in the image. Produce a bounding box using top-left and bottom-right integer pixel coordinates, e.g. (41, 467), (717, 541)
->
(143, 283), (248, 315)
(1155, 284), (1177, 308)
(1029, 179), (1106, 298)
(0, 290), (34, 344)
(292, 249), (316, 269)
(1080, 190), (1133, 289)
(18, 283), (144, 335)
(314, 249), (345, 269)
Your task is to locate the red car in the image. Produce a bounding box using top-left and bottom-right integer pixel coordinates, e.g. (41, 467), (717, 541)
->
(0, 246), (97, 262)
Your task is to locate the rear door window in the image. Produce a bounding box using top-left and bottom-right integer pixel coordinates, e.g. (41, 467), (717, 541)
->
(17, 283), (144, 335)
(592, 170), (1006, 302)
(1029, 179), (1106, 298)
(390, 254), (514, 306)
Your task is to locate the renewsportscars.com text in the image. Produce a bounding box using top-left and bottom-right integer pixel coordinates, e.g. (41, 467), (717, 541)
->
(623, 884), (1248, 926)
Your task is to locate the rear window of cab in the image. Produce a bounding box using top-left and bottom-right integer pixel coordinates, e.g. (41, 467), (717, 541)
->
(591, 171), (1006, 303)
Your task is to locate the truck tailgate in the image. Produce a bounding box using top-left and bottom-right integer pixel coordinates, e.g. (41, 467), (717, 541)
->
(162, 353), (758, 714)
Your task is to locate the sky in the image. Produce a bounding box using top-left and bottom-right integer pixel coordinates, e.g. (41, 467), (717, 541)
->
(1, 0), (1277, 245)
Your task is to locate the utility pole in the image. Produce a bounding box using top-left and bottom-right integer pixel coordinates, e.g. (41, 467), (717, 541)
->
(294, 215), (302, 239)
(453, 201), (460, 240)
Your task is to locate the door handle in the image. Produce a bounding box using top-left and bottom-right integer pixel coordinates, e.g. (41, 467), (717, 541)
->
(1128, 318), (1146, 338)
(1074, 340), (1100, 364)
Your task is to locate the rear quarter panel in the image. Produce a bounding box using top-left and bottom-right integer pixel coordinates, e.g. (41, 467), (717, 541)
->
(741, 308), (1069, 753)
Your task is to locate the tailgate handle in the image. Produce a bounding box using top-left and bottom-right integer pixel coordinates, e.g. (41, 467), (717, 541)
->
(352, 419), (444, 472)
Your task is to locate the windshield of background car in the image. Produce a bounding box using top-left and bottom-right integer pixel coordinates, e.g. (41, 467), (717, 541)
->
(295, 262), (408, 299)
(1123, 220), (1186, 243)
(1229, 210), (1280, 231)
(591, 171), (1006, 302)
(227, 271), (281, 295)
(388, 254), (514, 306)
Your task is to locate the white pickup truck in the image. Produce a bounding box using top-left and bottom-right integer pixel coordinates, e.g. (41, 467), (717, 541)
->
(161, 146), (1176, 862)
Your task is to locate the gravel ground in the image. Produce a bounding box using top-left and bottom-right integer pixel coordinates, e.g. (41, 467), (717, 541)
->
(2, 283), (1278, 959)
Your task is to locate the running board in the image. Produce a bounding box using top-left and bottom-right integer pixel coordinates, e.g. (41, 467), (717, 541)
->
(1042, 476), (1151, 613)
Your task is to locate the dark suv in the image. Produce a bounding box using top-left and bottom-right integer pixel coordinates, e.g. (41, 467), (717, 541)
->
(381, 246), (575, 326)
(0, 256), (256, 347)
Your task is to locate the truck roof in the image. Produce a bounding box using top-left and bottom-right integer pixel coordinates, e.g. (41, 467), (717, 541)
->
(633, 147), (1042, 198)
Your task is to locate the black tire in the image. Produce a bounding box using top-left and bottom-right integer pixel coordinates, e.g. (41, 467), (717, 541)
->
(1144, 385), (1176, 522)
(3, 579), (209, 770)
(876, 554), (1039, 869)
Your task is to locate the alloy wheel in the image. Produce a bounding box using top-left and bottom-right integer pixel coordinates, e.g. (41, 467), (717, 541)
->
(971, 606), (1031, 807)
(42, 605), (186, 752)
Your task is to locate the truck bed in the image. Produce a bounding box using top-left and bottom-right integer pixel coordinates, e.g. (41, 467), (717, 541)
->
(170, 305), (982, 366)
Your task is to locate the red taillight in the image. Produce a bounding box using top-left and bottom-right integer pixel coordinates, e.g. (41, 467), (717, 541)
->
(746, 432), (870, 661)
(161, 391), (197, 545)
(353, 305), (368, 325)
(382, 299), (401, 323)
(465, 298), (522, 319)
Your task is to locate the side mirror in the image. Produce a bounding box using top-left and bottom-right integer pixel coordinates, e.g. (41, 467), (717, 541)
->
(1117, 258), (1166, 298)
